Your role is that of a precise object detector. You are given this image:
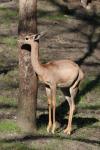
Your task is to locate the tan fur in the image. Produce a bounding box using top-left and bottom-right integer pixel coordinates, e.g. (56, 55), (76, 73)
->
(23, 34), (84, 134)
(81, 0), (91, 9)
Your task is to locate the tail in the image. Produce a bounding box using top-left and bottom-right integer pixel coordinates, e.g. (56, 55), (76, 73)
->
(79, 69), (84, 81)
(71, 69), (84, 89)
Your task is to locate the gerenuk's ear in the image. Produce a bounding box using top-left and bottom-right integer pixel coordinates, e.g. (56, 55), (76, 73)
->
(34, 34), (41, 41)
(18, 38), (23, 46)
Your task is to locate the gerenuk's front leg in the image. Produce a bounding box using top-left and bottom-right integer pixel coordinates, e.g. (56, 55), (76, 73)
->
(51, 86), (56, 134)
(46, 87), (52, 133)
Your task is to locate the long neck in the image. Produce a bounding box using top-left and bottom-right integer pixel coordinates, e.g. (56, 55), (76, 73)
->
(31, 41), (44, 76)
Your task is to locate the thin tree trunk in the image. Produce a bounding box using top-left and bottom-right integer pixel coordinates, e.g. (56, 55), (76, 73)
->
(17, 0), (38, 133)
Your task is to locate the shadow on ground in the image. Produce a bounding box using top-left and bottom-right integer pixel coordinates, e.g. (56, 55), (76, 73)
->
(1, 131), (100, 146)
(37, 107), (98, 131)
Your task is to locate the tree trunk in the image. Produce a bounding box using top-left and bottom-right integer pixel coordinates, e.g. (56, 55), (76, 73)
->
(17, 0), (38, 133)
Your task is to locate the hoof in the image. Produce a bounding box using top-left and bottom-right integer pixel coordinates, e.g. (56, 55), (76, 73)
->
(47, 124), (52, 133)
(51, 129), (55, 134)
(47, 127), (50, 133)
(51, 124), (56, 134)
(63, 128), (71, 135)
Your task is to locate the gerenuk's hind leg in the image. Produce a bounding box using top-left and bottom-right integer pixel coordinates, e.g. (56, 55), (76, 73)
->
(64, 86), (79, 135)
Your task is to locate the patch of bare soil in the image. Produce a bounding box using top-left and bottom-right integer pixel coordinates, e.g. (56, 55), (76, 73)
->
(0, 0), (17, 9)
(38, 0), (100, 76)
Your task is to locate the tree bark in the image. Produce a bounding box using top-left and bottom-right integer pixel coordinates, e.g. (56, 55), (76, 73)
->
(17, 0), (38, 133)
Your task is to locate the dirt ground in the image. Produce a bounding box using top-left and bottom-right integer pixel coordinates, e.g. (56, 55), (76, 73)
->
(0, 0), (100, 150)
